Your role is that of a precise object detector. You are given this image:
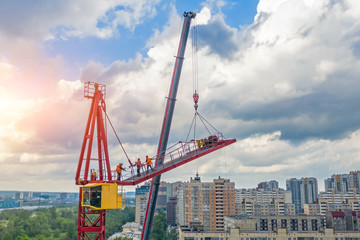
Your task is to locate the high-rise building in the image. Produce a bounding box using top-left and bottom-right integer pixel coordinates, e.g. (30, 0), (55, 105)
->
(135, 194), (148, 224)
(325, 171), (360, 193)
(167, 181), (182, 200)
(135, 184), (150, 224)
(156, 182), (168, 209)
(286, 177), (318, 214)
(176, 173), (235, 231)
(235, 188), (293, 216)
(135, 181), (175, 224)
(257, 180), (279, 191)
(167, 197), (177, 226)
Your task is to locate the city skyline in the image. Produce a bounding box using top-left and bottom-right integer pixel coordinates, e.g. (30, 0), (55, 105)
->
(3, 169), (360, 194)
(0, 0), (359, 192)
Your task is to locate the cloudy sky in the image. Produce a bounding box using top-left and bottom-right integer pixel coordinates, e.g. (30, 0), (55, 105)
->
(0, 0), (359, 193)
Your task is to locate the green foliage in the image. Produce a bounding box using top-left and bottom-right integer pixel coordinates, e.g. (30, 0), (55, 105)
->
(0, 206), (77, 240)
(165, 227), (177, 240)
(149, 209), (172, 240)
(0, 205), (136, 240)
(105, 207), (135, 238)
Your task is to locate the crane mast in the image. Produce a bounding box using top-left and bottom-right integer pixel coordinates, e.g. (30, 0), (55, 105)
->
(141, 11), (196, 240)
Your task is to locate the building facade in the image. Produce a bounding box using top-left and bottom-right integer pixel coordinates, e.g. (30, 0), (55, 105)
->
(179, 214), (360, 240)
(135, 184), (150, 224)
(257, 180), (279, 191)
(325, 171), (360, 193)
(286, 177), (318, 214)
(177, 174), (236, 231)
(167, 196), (177, 226)
(235, 188), (294, 216)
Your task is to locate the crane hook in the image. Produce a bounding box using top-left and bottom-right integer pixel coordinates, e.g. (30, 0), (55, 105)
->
(193, 91), (199, 111)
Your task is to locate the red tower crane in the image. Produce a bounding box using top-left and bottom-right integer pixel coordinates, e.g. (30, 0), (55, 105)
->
(74, 12), (236, 240)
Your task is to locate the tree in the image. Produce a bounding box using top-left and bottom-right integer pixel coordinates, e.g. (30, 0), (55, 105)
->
(0, 206), (77, 240)
(105, 207), (135, 238)
(150, 210), (167, 240)
(165, 227), (177, 240)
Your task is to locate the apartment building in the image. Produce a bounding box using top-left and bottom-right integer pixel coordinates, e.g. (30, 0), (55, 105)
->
(235, 188), (294, 216)
(286, 177), (318, 214)
(177, 173), (236, 231)
(325, 171), (360, 193)
(179, 215), (360, 240)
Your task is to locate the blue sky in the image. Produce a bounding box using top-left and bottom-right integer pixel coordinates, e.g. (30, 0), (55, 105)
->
(45, 0), (259, 70)
(0, 0), (359, 192)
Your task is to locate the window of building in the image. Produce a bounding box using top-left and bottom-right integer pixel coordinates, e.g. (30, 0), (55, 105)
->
(271, 219), (277, 231)
(260, 219), (268, 231)
(311, 219), (318, 231)
(301, 219), (308, 231)
(290, 219), (298, 231)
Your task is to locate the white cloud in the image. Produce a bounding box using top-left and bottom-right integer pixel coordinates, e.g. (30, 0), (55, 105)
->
(1, 0), (360, 192)
(196, 7), (211, 25)
(0, 0), (162, 41)
(20, 153), (40, 163)
(57, 79), (82, 101)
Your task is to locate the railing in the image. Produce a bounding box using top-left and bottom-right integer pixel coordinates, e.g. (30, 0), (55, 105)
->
(120, 134), (224, 181)
(84, 81), (106, 99)
(77, 133), (227, 183)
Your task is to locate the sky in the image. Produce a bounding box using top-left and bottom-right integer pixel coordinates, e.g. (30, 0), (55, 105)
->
(0, 0), (359, 193)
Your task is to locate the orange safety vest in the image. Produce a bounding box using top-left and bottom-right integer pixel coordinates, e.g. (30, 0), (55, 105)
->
(146, 157), (152, 166)
(116, 164), (122, 173)
(136, 160), (141, 167)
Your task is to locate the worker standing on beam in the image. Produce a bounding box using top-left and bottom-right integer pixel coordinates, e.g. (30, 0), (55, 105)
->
(136, 158), (141, 177)
(146, 155), (153, 171)
(116, 163), (125, 181)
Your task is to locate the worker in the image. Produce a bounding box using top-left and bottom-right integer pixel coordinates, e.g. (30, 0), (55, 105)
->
(90, 169), (97, 180)
(196, 139), (204, 149)
(116, 163), (125, 181)
(146, 155), (153, 171)
(136, 158), (141, 177)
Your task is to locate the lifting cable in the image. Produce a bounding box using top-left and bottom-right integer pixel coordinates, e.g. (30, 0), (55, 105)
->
(190, 18), (199, 141)
(186, 19), (226, 143)
(192, 18), (199, 101)
(103, 109), (134, 166)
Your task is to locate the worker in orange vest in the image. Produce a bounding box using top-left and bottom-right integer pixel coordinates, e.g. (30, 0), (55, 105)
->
(136, 158), (141, 177)
(116, 163), (125, 181)
(90, 169), (97, 180)
(146, 155), (153, 171)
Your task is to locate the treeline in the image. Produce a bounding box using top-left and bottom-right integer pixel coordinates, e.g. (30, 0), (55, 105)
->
(111, 209), (176, 240)
(105, 207), (135, 238)
(0, 206), (135, 240)
(149, 210), (176, 240)
(0, 206), (77, 240)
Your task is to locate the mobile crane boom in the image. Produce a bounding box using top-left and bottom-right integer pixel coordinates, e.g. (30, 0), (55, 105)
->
(141, 11), (196, 240)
